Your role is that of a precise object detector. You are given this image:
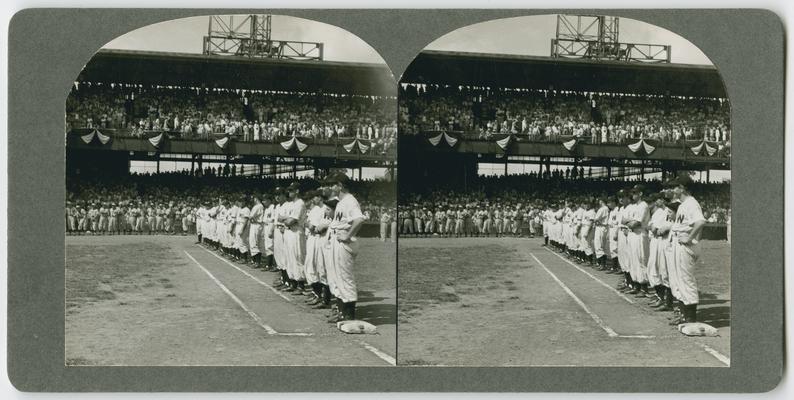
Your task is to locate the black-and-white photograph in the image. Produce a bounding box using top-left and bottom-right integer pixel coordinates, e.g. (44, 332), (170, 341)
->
(64, 14), (397, 366)
(397, 14), (731, 367)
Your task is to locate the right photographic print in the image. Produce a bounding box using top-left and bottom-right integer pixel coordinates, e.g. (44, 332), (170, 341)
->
(397, 14), (731, 367)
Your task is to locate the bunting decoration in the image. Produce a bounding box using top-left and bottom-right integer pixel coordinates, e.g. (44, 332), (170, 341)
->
(95, 130), (111, 145)
(690, 140), (717, 156)
(80, 131), (95, 144)
(428, 133), (443, 147)
(643, 140), (656, 155)
(357, 139), (370, 154)
(443, 132), (458, 147)
(627, 139), (655, 155)
(215, 136), (230, 149)
(496, 134), (513, 151)
(343, 138), (372, 154)
(563, 138), (577, 151)
(148, 132), (164, 148)
(705, 142), (717, 156)
(343, 139), (357, 153)
(427, 132), (458, 147)
(690, 141), (704, 155)
(280, 136), (308, 153)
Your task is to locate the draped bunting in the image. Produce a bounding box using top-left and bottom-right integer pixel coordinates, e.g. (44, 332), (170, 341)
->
(148, 133), (164, 148)
(563, 138), (577, 151)
(643, 141), (656, 155)
(343, 138), (371, 154)
(627, 139), (656, 155)
(705, 142), (717, 156)
(77, 129), (111, 145)
(690, 140), (717, 156)
(95, 130), (111, 145)
(443, 132), (458, 147)
(690, 141), (704, 155)
(496, 134), (512, 151)
(343, 139), (357, 153)
(80, 131), (95, 144)
(428, 133), (443, 147)
(357, 140), (370, 153)
(215, 136), (230, 149)
(280, 137), (308, 153)
(427, 132), (458, 147)
(628, 140), (643, 153)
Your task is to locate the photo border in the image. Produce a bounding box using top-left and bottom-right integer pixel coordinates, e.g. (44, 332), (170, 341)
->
(7, 8), (784, 392)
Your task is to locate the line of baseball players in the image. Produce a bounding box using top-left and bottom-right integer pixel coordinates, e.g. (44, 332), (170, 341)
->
(398, 205), (544, 237)
(543, 172), (707, 326)
(65, 201), (196, 235)
(194, 172), (368, 323)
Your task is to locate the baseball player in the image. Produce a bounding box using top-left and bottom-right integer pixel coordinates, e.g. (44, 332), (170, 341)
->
(324, 172), (367, 323)
(646, 192), (674, 310)
(592, 197), (610, 270)
(235, 197), (251, 263)
(281, 183), (307, 293)
(260, 195), (275, 271)
(667, 174), (706, 324)
(605, 197), (622, 274)
(616, 190), (634, 291)
(248, 195), (264, 266)
(625, 185), (651, 297)
(272, 188), (289, 288)
(304, 189), (331, 305)
(580, 199), (596, 265)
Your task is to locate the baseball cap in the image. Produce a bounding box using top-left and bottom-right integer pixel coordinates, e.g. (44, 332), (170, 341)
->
(666, 172), (694, 188)
(646, 193), (662, 202)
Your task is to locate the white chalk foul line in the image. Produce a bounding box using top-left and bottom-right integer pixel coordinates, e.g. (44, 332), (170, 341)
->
(184, 251), (311, 337)
(537, 247), (731, 366)
(529, 253), (619, 338)
(542, 246), (635, 304)
(701, 344), (731, 366)
(196, 246), (395, 365)
(199, 245), (292, 302)
(359, 340), (396, 366)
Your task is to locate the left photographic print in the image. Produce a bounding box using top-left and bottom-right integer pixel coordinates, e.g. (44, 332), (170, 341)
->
(64, 14), (398, 366)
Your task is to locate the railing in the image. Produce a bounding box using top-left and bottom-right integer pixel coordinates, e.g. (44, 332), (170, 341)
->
(418, 130), (731, 157)
(68, 128), (397, 159)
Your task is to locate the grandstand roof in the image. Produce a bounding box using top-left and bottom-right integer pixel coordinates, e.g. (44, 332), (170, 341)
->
(402, 50), (727, 98)
(76, 49), (396, 96)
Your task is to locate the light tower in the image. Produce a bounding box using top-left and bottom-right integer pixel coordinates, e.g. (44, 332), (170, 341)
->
(203, 14), (324, 61)
(551, 14), (671, 63)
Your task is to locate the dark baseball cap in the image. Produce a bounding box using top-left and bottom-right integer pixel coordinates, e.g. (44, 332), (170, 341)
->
(323, 172), (350, 185)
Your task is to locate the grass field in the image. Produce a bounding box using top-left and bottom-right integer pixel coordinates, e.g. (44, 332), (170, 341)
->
(398, 237), (730, 367)
(65, 235), (396, 366)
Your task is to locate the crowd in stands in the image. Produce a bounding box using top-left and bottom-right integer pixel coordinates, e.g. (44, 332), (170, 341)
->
(398, 84), (731, 145)
(398, 174), (730, 237)
(65, 83), (397, 154)
(65, 171), (396, 235)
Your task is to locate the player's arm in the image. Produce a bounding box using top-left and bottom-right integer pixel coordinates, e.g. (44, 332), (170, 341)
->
(688, 219), (706, 242)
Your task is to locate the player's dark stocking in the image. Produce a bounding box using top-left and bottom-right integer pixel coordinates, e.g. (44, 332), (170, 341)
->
(685, 304), (698, 323)
(343, 302), (356, 320)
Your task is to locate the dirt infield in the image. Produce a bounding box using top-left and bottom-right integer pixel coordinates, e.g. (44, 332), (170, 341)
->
(398, 237), (730, 367)
(66, 235), (395, 366)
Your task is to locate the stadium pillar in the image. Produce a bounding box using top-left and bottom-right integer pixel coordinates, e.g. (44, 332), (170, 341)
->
(707, 169), (711, 183)
(607, 165), (612, 180)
